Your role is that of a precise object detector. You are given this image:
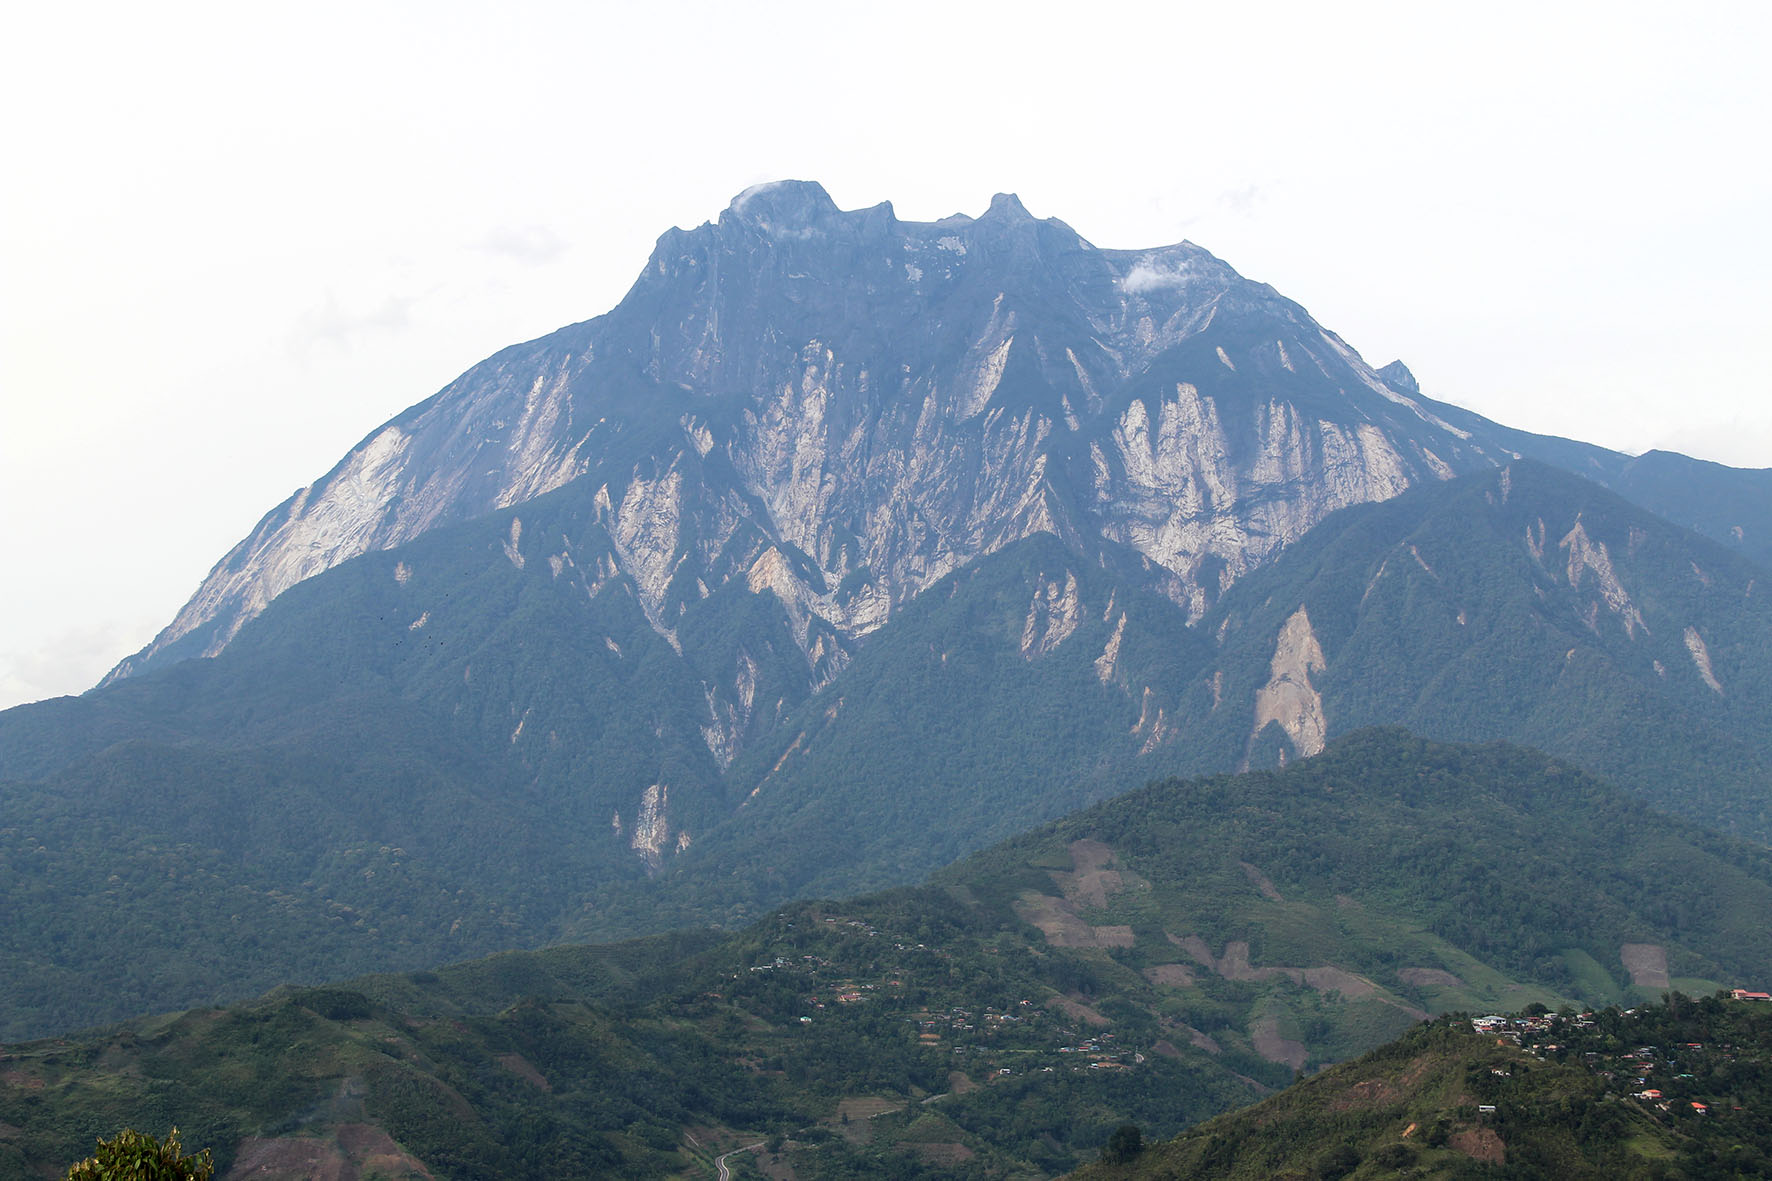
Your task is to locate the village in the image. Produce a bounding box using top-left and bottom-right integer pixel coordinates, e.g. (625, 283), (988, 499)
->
(731, 914), (1141, 1080)
(1471, 991), (1772, 1128)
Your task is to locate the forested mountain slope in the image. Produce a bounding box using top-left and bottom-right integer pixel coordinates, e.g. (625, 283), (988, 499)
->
(7, 185), (1772, 1042)
(5, 733), (1771, 1178)
(7, 460), (1772, 1039)
(613, 458), (1772, 931)
(1170, 460), (1772, 838)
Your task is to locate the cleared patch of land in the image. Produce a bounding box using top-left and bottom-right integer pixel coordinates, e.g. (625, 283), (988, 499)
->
(1250, 1016), (1308, 1071)
(1300, 966), (1378, 1000)
(495, 1051), (549, 1091)
(1013, 892), (1134, 948)
(1143, 963), (1196, 988)
(1399, 967), (1466, 989)
(1172, 936), (1400, 1007)
(1622, 943), (1670, 989)
(1050, 838), (1126, 908)
(1240, 861), (1284, 901)
(1048, 994), (1112, 1028)
(908, 1141), (976, 1166)
(229, 1123), (435, 1181)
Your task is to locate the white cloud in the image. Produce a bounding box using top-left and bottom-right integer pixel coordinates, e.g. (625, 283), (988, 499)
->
(1120, 260), (1193, 295)
(474, 225), (569, 265)
(1220, 184), (1263, 215)
(291, 290), (420, 354)
(0, 619), (160, 710)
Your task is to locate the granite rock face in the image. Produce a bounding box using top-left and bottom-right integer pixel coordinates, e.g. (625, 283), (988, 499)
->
(109, 182), (1536, 692)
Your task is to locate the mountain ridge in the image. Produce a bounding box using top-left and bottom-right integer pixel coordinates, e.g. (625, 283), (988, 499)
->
(7, 183), (1772, 1042)
(104, 181), (1651, 699)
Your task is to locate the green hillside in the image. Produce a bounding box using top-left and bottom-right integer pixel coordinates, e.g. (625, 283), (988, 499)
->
(1073, 994), (1772, 1179)
(630, 459), (1772, 945)
(5, 732), (1772, 1178)
(1177, 460), (1772, 839)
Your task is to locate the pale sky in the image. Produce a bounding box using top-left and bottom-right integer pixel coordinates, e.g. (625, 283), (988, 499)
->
(3, 0), (1768, 710)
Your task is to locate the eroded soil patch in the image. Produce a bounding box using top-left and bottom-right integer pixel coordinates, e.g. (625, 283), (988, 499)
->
(1143, 963), (1197, 988)
(1327, 1078), (1401, 1112)
(1398, 967), (1465, 989)
(1015, 893), (1134, 948)
(228, 1124), (433, 1181)
(1249, 1017), (1307, 1072)
(1622, 943), (1670, 989)
(1451, 1126), (1506, 1164)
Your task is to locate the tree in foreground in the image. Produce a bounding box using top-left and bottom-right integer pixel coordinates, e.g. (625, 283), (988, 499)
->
(64, 1127), (213, 1180)
(1101, 1123), (1144, 1163)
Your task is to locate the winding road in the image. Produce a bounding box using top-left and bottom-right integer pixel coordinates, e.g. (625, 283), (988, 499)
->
(715, 1142), (763, 1180)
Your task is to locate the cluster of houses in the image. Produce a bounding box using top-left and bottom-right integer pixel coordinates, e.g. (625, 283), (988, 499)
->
(1489, 997), (1772, 1125)
(744, 913), (1150, 1080)
(1469, 1011), (1579, 1042)
(1057, 1034), (1130, 1070)
(902, 1003), (1137, 1074)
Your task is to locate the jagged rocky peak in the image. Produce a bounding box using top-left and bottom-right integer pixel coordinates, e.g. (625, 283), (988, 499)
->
(1379, 359), (1420, 396)
(703, 182), (1088, 266)
(988, 191), (1027, 214)
(723, 179), (845, 231)
(982, 191), (1032, 221)
(109, 181), (1593, 688)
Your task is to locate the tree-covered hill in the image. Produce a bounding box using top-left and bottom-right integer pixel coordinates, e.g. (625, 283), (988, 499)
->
(568, 458), (1772, 940)
(1071, 994), (1772, 1180)
(1147, 459), (1772, 838)
(6, 732), (1772, 1178)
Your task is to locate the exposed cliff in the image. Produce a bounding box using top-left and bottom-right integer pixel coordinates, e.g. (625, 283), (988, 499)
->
(109, 182), (1521, 703)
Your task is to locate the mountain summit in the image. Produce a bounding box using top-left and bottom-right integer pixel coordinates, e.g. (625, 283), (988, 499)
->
(108, 184), (1532, 690)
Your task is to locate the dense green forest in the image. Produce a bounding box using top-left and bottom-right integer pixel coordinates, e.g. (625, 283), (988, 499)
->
(6, 732), (1772, 1178)
(0, 893), (1259, 1179)
(1186, 461), (1772, 840)
(946, 729), (1772, 1003)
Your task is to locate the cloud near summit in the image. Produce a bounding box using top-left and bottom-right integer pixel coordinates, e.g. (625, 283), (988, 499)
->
(1120, 260), (1193, 295)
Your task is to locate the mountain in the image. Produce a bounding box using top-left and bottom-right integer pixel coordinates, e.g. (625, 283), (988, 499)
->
(1152, 458), (1772, 835)
(99, 182), (1772, 700)
(600, 457), (1772, 934)
(7, 185), (1772, 1037)
(102, 182), (1501, 690)
(1074, 995), (1772, 1179)
(1377, 359), (1772, 573)
(6, 732), (1772, 1178)
(5, 459), (1771, 1038)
